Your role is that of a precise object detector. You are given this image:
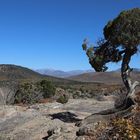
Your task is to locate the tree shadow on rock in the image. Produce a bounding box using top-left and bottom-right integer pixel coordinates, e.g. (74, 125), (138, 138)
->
(50, 111), (82, 123)
(42, 129), (55, 140)
(42, 136), (49, 140)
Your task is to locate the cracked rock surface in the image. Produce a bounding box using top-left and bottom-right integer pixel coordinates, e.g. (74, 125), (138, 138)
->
(0, 99), (114, 140)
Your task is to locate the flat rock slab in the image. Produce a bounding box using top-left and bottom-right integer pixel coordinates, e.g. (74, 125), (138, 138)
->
(63, 99), (114, 113)
(0, 99), (114, 140)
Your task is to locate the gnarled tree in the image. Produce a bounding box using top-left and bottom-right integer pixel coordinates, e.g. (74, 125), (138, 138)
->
(83, 8), (140, 107)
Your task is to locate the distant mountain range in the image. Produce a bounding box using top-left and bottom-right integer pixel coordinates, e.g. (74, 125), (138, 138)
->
(36, 69), (94, 78)
(36, 68), (140, 80)
(0, 64), (139, 85)
(0, 64), (73, 84)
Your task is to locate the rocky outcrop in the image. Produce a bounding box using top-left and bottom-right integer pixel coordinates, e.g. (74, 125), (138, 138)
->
(0, 99), (114, 140)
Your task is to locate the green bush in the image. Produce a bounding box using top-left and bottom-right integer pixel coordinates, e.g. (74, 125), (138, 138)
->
(57, 95), (68, 104)
(14, 80), (56, 104)
(37, 80), (56, 98)
(14, 82), (42, 104)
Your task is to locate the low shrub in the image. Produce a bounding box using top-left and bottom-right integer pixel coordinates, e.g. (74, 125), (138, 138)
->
(37, 80), (56, 98)
(14, 80), (56, 104)
(104, 118), (139, 140)
(57, 94), (69, 104)
(90, 117), (140, 140)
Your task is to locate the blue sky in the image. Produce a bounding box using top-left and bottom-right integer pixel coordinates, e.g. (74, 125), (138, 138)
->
(0, 0), (140, 71)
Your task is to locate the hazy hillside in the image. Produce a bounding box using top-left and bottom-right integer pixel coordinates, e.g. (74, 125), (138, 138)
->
(0, 64), (66, 83)
(0, 64), (43, 81)
(36, 68), (93, 78)
(68, 71), (140, 84)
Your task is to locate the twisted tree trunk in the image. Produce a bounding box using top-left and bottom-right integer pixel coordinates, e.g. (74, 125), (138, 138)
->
(76, 51), (140, 136)
(121, 49), (139, 106)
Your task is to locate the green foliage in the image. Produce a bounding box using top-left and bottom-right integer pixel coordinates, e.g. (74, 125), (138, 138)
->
(57, 95), (69, 104)
(37, 80), (55, 98)
(82, 43), (87, 51)
(14, 82), (41, 104)
(14, 80), (56, 104)
(104, 8), (140, 48)
(86, 47), (94, 58)
(82, 39), (88, 51)
(82, 8), (140, 72)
